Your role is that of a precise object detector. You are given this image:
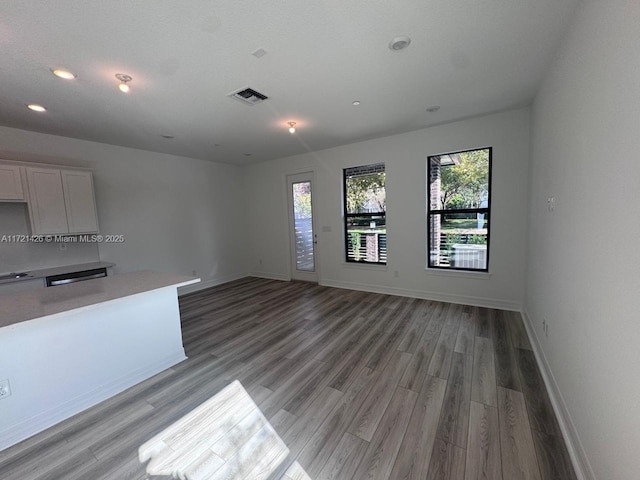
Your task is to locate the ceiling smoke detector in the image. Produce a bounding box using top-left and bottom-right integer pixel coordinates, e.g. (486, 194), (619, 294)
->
(228, 87), (269, 106)
(389, 36), (411, 51)
(252, 48), (267, 58)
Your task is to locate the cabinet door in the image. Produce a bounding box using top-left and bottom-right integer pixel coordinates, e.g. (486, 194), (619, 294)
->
(25, 168), (69, 234)
(0, 164), (25, 200)
(61, 170), (99, 233)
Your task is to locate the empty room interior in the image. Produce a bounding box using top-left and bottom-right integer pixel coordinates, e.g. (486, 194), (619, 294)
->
(0, 1), (638, 479)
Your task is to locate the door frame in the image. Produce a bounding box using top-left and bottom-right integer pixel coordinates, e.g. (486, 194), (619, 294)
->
(285, 171), (319, 282)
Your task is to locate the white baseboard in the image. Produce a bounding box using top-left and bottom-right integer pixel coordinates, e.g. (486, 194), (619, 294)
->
(181, 273), (518, 310)
(248, 271), (291, 282)
(521, 310), (594, 480)
(320, 278), (521, 311)
(0, 351), (186, 452)
(178, 272), (249, 296)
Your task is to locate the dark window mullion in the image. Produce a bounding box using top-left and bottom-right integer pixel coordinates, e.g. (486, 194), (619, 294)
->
(343, 163), (387, 265)
(429, 208), (489, 215)
(345, 212), (386, 218)
(427, 147), (491, 272)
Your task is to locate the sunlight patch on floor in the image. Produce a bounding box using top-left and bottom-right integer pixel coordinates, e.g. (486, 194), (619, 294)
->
(138, 380), (310, 479)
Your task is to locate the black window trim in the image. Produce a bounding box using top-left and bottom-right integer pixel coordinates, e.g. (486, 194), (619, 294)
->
(427, 146), (492, 273)
(343, 164), (387, 265)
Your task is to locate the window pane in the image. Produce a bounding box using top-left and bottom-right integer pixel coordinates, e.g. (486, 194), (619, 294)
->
(344, 163), (387, 265)
(292, 181), (314, 272)
(429, 149), (490, 211)
(429, 212), (488, 270)
(345, 165), (386, 215)
(346, 215), (386, 263)
(428, 147), (491, 272)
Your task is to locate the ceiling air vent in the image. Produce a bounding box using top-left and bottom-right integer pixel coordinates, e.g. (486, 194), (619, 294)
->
(228, 87), (269, 106)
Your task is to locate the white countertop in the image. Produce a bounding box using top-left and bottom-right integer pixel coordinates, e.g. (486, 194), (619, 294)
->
(0, 271), (199, 328)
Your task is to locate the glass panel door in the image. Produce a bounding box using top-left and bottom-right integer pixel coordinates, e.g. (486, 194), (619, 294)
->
(287, 173), (318, 282)
(292, 181), (314, 272)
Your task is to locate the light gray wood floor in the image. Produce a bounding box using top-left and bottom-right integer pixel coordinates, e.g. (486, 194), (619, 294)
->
(0, 277), (577, 480)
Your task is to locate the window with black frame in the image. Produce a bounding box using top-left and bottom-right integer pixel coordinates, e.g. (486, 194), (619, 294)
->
(427, 147), (491, 271)
(343, 163), (386, 264)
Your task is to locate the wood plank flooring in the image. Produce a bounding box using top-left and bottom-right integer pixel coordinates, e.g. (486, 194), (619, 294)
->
(0, 277), (577, 480)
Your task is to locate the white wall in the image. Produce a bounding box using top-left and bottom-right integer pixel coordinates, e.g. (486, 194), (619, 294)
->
(0, 126), (249, 290)
(245, 108), (530, 310)
(525, 1), (640, 479)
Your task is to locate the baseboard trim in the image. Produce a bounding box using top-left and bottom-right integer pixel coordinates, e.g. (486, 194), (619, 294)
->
(0, 351), (186, 452)
(248, 271), (291, 282)
(181, 274), (518, 310)
(320, 278), (521, 311)
(521, 310), (594, 480)
(178, 272), (249, 296)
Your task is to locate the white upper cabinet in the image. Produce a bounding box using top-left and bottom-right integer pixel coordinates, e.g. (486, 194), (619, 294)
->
(0, 165), (25, 200)
(25, 167), (99, 235)
(61, 170), (99, 233)
(26, 168), (69, 234)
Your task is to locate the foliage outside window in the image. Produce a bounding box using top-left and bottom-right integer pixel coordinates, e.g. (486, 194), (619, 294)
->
(344, 163), (386, 264)
(428, 148), (491, 271)
(293, 182), (312, 219)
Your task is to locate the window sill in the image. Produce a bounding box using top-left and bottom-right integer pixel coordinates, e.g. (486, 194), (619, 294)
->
(424, 268), (492, 280)
(342, 262), (388, 272)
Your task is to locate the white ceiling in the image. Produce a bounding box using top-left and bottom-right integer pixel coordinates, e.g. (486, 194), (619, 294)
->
(0, 0), (580, 165)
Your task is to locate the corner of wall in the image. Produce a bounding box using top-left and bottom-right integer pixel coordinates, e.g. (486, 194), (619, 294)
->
(248, 271), (290, 282)
(520, 308), (595, 480)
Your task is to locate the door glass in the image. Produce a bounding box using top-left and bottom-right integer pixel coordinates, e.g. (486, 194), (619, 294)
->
(292, 181), (315, 272)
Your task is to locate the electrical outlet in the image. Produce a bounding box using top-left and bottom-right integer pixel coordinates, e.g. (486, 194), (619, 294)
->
(0, 379), (11, 399)
(547, 196), (555, 212)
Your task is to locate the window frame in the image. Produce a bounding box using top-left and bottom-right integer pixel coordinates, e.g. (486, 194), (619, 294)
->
(343, 163), (387, 265)
(427, 147), (492, 273)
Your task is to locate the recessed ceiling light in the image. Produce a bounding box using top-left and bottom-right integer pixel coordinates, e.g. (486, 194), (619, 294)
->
(51, 68), (76, 80)
(426, 106), (441, 112)
(352, 101), (361, 106)
(288, 122), (296, 134)
(389, 36), (411, 51)
(27, 104), (46, 112)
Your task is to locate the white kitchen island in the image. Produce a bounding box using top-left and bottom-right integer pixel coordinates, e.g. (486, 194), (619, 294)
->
(0, 271), (199, 451)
